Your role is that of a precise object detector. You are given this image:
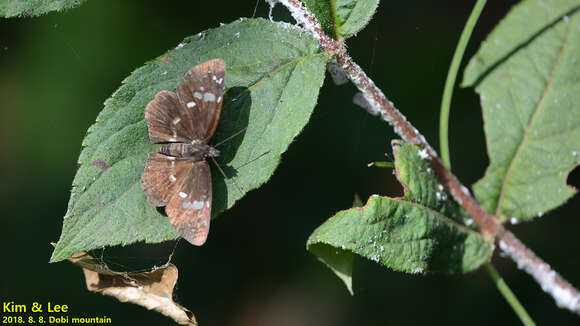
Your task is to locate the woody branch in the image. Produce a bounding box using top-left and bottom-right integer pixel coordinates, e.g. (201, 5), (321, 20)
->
(274, 0), (580, 314)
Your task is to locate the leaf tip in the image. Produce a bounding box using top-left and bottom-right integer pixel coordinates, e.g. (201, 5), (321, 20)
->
(49, 242), (68, 263)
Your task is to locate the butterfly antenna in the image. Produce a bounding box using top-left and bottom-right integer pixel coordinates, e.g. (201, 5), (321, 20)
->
(210, 156), (245, 197)
(214, 127), (248, 148)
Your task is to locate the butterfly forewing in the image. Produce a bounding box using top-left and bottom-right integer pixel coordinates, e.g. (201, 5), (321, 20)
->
(177, 58), (225, 141)
(141, 153), (194, 206)
(166, 161), (212, 245)
(145, 90), (197, 144)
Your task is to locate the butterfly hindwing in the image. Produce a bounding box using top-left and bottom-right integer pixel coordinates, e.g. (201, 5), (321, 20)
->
(145, 90), (197, 144)
(166, 160), (212, 245)
(141, 153), (194, 206)
(177, 58), (225, 141)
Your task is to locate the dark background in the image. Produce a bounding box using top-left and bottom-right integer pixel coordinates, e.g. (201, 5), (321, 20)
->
(1, 0), (579, 325)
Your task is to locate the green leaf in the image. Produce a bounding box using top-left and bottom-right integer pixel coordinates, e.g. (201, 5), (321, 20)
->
(51, 18), (327, 262)
(309, 244), (355, 295)
(301, 0), (379, 39)
(0, 0), (86, 18)
(300, 0), (336, 37)
(463, 0), (580, 222)
(307, 142), (492, 293)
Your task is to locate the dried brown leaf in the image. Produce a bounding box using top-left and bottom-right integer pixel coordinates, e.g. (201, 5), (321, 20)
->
(65, 250), (197, 325)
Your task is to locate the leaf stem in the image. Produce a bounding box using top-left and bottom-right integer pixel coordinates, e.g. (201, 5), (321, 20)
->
(484, 262), (536, 326)
(439, 1), (535, 321)
(367, 161), (395, 168)
(439, 0), (487, 170)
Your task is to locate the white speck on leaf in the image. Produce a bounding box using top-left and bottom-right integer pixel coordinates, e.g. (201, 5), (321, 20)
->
(417, 148), (430, 160)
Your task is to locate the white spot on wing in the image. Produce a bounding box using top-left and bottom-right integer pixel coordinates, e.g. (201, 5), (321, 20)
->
(204, 92), (216, 102)
(169, 175), (177, 182)
(179, 192), (188, 198)
(192, 200), (204, 210)
(200, 86), (205, 91)
(217, 96), (222, 103)
(187, 101), (196, 108)
(194, 92), (203, 99)
(172, 117), (181, 124)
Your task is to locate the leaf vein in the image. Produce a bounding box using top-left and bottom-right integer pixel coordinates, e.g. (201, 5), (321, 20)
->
(495, 21), (572, 216)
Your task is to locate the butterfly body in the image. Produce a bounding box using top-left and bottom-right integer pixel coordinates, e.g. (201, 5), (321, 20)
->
(158, 140), (220, 160)
(141, 58), (226, 246)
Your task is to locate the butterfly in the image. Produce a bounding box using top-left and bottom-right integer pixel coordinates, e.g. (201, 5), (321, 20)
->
(141, 58), (226, 246)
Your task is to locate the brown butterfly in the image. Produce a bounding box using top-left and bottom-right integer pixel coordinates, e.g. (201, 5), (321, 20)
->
(141, 58), (226, 246)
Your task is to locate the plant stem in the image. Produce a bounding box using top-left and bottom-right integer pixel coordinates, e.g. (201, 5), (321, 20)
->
(439, 0), (487, 170)
(484, 263), (536, 326)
